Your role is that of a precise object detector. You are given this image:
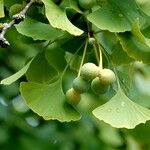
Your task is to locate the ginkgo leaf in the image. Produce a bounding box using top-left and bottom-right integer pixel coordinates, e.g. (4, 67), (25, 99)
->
(131, 18), (146, 44)
(1, 60), (32, 85)
(41, 0), (83, 36)
(131, 18), (150, 47)
(87, 0), (145, 32)
(69, 0), (82, 13)
(15, 17), (64, 41)
(117, 18), (150, 63)
(93, 90), (150, 129)
(26, 52), (58, 84)
(96, 31), (133, 64)
(0, 0), (4, 18)
(117, 32), (150, 63)
(20, 78), (81, 122)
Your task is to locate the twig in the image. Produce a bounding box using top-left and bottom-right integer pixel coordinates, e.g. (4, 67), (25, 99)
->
(93, 43), (99, 65)
(0, 1), (33, 48)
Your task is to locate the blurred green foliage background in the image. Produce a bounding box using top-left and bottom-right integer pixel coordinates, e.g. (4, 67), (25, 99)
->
(0, 0), (150, 149)
(0, 33), (150, 149)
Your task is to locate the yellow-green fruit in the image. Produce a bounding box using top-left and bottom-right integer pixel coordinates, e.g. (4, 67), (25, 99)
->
(91, 77), (108, 94)
(78, 0), (94, 9)
(81, 63), (99, 81)
(0, 24), (4, 30)
(88, 38), (95, 45)
(99, 68), (116, 85)
(66, 88), (81, 105)
(9, 4), (23, 18)
(73, 76), (90, 93)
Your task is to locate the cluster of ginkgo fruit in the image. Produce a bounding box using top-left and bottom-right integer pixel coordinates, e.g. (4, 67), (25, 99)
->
(65, 63), (116, 105)
(65, 0), (116, 105)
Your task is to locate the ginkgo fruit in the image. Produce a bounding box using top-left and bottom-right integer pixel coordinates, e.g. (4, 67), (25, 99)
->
(81, 63), (99, 81)
(9, 4), (23, 18)
(73, 76), (90, 93)
(91, 77), (108, 94)
(65, 88), (81, 105)
(89, 37), (95, 45)
(99, 68), (116, 85)
(78, 0), (94, 9)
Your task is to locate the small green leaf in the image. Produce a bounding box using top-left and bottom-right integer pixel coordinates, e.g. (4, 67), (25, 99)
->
(0, 0), (4, 18)
(132, 18), (146, 42)
(131, 18), (150, 47)
(87, 0), (144, 32)
(20, 79), (81, 122)
(1, 60), (32, 85)
(117, 32), (150, 63)
(15, 18), (64, 41)
(93, 90), (150, 129)
(41, 0), (83, 35)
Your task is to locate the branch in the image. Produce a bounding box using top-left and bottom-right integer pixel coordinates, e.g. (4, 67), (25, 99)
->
(0, 1), (33, 48)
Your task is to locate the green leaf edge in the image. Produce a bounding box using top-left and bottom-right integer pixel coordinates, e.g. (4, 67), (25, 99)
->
(0, 59), (32, 85)
(92, 90), (150, 129)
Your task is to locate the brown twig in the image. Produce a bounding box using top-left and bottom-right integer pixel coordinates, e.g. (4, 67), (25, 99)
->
(0, 1), (33, 48)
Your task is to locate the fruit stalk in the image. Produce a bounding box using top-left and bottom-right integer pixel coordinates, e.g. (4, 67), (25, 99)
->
(78, 39), (88, 77)
(92, 42), (99, 64)
(98, 43), (103, 70)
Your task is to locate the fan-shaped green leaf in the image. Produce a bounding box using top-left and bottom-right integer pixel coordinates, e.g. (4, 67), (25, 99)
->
(15, 18), (63, 41)
(20, 79), (81, 122)
(0, 0), (4, 18)
(96, 32), (133, 64)
(93, 90), (150, 129)
(87, 0), (145, 32)
(118, 32), (150, 63)
(131, 18), (150, 47)
(1, 60), (32, 85)
(41, 0), (83, 35)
